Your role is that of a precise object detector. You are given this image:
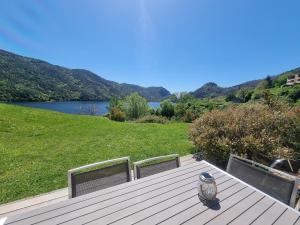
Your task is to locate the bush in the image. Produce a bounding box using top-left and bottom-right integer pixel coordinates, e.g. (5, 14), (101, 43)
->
(121, 93), (149, 120)
(236, 88), (253, 103)
(182, 110), (198, 123)
(135, 115), (167, 124)
(160, 100), (175, 118)
(109, 107), (125, 122)
(189, 103), (300, 168)
(288, 87), (300, 102)
(174, 94), (205, 120)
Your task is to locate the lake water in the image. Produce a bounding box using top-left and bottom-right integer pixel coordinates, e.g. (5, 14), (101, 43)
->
(12, 101), (161, 115)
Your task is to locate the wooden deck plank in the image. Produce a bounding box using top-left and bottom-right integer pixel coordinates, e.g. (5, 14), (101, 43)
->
(165, 187), (254, 224)
(131, 178), (238, 225)
(273, 208), (300, 225)
(0, 154), (197, 218)
(205, 191), (264, 225)
(111, 175), (231, 225)
(294, 217), (300, 225)
(3, 162), (208, 225)
(183, 187), (256, 225)
(228, 196), (275, 225)
(251, 202), (287, 225)
(155, 183), (247, 225)
(2, 159), (300, 225)
(42, 167), (218, 225)
(0, 188), (67, 217)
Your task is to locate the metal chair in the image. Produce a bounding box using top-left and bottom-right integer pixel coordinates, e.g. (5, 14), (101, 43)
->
(133, 154), (180, 179)
(68, 157), (131, 198)
(226, 154), (300, 207)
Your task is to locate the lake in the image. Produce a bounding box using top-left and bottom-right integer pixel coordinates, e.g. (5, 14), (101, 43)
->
(12, 101), (161, 115)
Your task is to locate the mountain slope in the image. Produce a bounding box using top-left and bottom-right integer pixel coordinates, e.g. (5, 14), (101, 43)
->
(191, 67), (300, 99)
(0, 49), (170, 102)
(192, 79), (261, 98)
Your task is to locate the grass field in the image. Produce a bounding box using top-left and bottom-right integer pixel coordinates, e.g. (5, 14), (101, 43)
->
(0, 103), (195, 204)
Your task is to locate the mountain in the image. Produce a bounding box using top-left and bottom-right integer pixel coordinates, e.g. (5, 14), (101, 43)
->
(0, 49), (170, 102)
(192, 79), (261, 98)
(191, 66), (300, 99)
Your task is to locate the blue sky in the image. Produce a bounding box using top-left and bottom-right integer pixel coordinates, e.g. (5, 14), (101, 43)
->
(0, 0), (300, 93)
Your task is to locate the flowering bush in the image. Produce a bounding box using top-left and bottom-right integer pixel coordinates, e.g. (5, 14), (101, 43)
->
(189, 103), (300, 168)
(109, 107), (125, 122)
(136, 115), (167, 124)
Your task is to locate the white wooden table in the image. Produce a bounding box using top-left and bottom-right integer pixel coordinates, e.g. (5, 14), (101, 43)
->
(1, 160), (300, 225)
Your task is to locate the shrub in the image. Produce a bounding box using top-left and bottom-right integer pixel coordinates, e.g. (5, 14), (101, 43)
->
(288, 87), (300, 102)
(274, 74), (290, 87)
(182, 110), (198, 123)
(189, 103), (300, 168)
(225, 93), (236, 102)
(108, 96), (120, 111)
(109, 107), (125, 122)
(236, 88), (253, 103)
(136, 115), (167, 124)
(160, 100), (175, 118)
(121, 93), (149, 120)
(174, 95), (205, 120)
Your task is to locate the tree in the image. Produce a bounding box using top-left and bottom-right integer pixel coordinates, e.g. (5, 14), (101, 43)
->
(265, 76), (273, 88)
(257, 76), (273, 90)
(160, 100), (175, 118)
(236, 88), (253, 103)
(108, 96), (120, 111)
(225, 93), (236, 102)
(288, 88), (300, 102)
(121, 93), (149, 120)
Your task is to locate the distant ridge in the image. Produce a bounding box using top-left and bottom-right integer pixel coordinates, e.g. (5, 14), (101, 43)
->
(191, 79), (261, 98)
(191, 67), (300, 98)
(0, 49), (170, 102)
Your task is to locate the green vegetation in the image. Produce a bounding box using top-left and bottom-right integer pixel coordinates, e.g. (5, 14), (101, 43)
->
(173, 93), (228, 122)
(121, 93), (150, 120)
(189, 102), (300, 168)
(160, 100), (175, 119)
(108, 93), (228, 123)
(224, 72), (300, 104)
(0, 103), (194, 204)
(136, 115), (168, 124)
(0, 49), (170, 102)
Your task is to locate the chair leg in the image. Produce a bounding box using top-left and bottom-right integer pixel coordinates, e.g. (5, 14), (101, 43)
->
(295, 198), (300, 211)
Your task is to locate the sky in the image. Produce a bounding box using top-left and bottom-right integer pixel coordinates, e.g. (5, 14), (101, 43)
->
(0, 0), (300, 93)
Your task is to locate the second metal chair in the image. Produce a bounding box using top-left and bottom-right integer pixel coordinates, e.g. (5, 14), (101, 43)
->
(133, 154), (180, 179)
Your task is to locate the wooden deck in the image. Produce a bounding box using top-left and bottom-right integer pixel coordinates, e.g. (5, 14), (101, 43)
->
(0, 154), (196, 218)
(1, 157), (300, 225)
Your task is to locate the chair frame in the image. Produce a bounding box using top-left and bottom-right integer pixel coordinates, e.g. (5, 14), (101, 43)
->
(133, 154), (180, 180)
(68, 157), (131, 198)
(227, 154), (300, 207)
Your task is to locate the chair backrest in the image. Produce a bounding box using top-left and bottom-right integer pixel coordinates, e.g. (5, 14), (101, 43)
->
(227, 154), (300, 207)
(133, 154), (180, 179)
(68, 157), (131, 198)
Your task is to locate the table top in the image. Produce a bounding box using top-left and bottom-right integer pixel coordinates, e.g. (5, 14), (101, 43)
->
(1, 160), (300, 225)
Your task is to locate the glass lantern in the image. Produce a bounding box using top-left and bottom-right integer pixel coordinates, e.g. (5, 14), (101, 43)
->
(198, 172), (217, 203)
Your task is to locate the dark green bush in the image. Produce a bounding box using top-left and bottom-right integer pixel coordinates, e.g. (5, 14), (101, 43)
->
(160, 100), (175, 118)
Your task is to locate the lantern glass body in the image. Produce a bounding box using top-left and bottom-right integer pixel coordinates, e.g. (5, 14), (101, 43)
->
(198, 172), (217, 201)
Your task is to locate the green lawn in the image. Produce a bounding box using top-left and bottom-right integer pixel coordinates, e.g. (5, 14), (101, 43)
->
(0, 103), (195, 204)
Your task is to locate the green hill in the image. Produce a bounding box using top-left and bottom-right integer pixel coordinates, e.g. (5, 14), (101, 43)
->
(191, 67), (300, 99)
(0, 49), (170, 102)
(0, 103), (194, 203)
